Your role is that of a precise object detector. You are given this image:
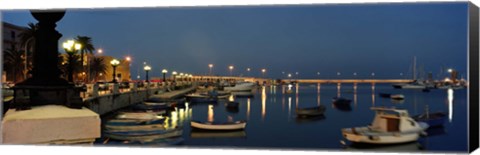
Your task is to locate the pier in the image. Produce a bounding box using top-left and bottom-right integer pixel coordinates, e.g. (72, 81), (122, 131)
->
(191, 75), (413, 84)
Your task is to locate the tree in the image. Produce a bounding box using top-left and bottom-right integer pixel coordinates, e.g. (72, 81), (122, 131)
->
(89, 56), (107, 82)
(3, 49), (25, 83)
(17, 23), (37, 78)
(74, 36), (95, 83)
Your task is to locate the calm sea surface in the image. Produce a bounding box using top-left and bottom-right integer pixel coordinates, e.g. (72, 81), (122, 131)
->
(100, 83), (468, 153)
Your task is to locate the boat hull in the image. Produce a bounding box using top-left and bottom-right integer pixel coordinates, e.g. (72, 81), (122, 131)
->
(342, 127), (421, 144)
(190, 121), (246, 130)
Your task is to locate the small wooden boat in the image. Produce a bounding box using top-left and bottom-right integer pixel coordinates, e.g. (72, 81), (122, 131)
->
(190, 120), (247, 131)
(412, 112), (447, 128)
(116, 112), (159, 120)
(332, 97), (352, 104)
(104, 127), (180, 136)
(390, 94), (405, 100)
(105, 123), (166, 131)
(341, 107), (429, 144)
(190, 130), (246, 139)
(296, 105), (326, 117)
(105, 118), (165, 126)
(186, 94), (218, 103)
(104, 128), (183, 141)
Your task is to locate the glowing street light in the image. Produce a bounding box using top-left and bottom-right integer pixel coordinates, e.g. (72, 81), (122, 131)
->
(110, 59), (120, 83)
(208, 64), (213, 75)
(63, 39), (82, 82)
(144, 65), (151, 82)
(125, 56), (131, 62)
(448, 68), (453, 73)
(229, 65), (234, 76)
(261, 68), (266, 77)
(162, 69), (168, 82)
(172, 71), (178, 82)
(97, 49), (103, 54)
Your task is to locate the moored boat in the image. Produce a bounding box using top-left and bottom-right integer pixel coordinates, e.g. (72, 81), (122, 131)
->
(412, 112), (447, 128)
(190, 120), (247, 131)
(104, 128), (183, 141)
(224, 82), (255, 92)
(185, 94), (218, 103)
(296, 105), (326, 117)
(341, 107), (429, 144)
(390, 94), (405, 100)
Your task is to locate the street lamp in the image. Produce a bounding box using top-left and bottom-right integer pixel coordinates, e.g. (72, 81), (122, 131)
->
(162, 69), (168, 82)
(208, 64), (213, 75)
(180, 73), (184, 81)
(229, 65), (234, 76)
(261, 69), (266, 77)
(172, 71), (178, 82)
(63, 40), (82, 83)
(110, 59), (120, 83)
(144, 65), (151, 83)
(97, 49), (103, 54)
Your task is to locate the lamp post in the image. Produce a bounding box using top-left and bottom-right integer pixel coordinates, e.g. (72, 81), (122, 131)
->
(208, 64), (213, 75)
(180, 73), (184, 81)
(261, 68), (266, 78)
(144, 65), (151, 83)
(229, 65), (234, 76)
(110, 59), (120, 83)
(162, 69), (168, 82)
(63, 40), (82, 83)
(172, 71), (178, 82)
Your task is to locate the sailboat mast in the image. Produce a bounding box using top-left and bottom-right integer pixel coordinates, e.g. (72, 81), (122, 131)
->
(413, 56), (416, 80)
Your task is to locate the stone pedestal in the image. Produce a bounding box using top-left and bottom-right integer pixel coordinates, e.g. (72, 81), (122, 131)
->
(1, 105), (100, 144)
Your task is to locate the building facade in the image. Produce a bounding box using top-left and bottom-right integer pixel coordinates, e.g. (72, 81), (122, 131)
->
(2, 22), (27, 83)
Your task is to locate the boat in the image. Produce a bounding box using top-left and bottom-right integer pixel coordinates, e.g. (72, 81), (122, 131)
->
(332, 97), (352, 111)
(344, 142), (424, 152)
(224, 82), (255, 92)
(104, 128), (183, 141)
(390, 94), (405, 100)
(378, 93), (404, 100)
(412, 112), (447, 128)
(231, 91), (254, 98)
(190, 120), (247, 131)
(296, 105), (326, 117)
(116, 112), (160, 120)
(104, 127), (180, 136)
(105, 123), (166, 132)
(341, 107), (429, 144)
(226, 101), (239, 108)
(190, 130), (246, 139)
(185, 94), (218, 103)
(105, 118), (165, 126)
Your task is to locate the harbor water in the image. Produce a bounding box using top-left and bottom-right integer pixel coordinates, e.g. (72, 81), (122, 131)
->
(100, 83), (468, 153)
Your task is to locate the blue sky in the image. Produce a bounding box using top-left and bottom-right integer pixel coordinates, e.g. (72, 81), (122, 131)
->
(1, 2), (469, 79)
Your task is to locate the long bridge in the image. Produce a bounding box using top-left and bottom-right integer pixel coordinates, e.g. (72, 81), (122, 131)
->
(191, 75), (413, 84)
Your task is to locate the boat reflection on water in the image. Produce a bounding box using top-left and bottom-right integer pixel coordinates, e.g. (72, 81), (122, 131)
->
(344, 142), (425, 152)
(190, 130), (247, 139)
(295, 115), (326, 123)
(424, 126), (447, 137)
(391, 99), (405, 104)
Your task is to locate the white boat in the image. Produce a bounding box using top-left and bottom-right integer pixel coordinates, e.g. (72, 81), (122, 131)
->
(390, 94), (405, 100)
(190, 120), (247, 130)
(341, 107), (429, 144)
(116, 112), (160, 120)
(224, 82), (255, 92)
(400, 83), (426, 89)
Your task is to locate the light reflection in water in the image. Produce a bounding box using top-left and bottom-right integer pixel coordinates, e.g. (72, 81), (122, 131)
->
(208, 104), (214, 122)
(282, 95), (285, 111)
(354, 83), (357, 108)
(170, 109), (178, 129)
(296, 83), (299, 95)
(229, 95), (235, 102)
(262, 86), (267, 121)
(317, 83), (321, 106)
(448, 88), (454, 123)
(247, 98), (251, 120)
(371, 84), (375, 106)
(288, 97), (292, 120)
(337, 83), (341, 97)
(282, 85), (286, 94)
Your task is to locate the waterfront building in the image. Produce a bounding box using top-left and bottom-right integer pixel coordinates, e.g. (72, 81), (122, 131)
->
(1, 22), (27, 83)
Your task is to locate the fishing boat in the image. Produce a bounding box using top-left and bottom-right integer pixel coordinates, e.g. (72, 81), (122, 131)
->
(104, 128), (183, 141)
(378, 93), (404, 100)
(341, 107), (429, 144)
(296, 105), (326, 117)
(190, 120), (247, 131)
(116, 112), (160, 120)
(412, 112), (447, 128)
(190, 130), (246, 139)
(185, 94), (218, 103)
(332, 97), (352, 111)
(390, 94), (405, 100)
(105, 118), (165, 126)
(224, 82), (255, 92)
(232, 91), (254, 98)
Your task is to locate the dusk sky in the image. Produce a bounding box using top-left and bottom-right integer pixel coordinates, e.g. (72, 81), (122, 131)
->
(1, 2), (468, 79)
